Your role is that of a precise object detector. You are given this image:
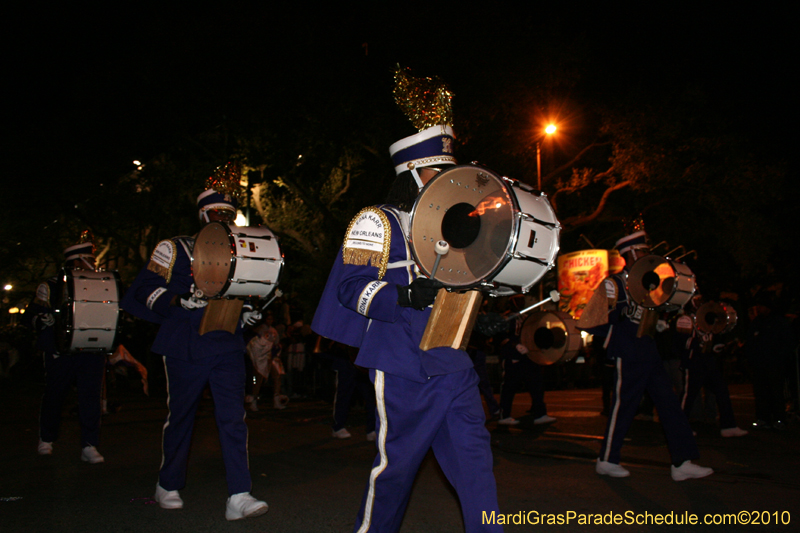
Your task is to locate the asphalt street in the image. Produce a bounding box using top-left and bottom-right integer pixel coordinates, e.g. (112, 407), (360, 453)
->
(2, 377), (798, 532)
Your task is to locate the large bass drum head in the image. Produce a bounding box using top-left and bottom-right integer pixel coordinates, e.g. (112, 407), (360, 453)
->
(409, 165), (516, 290)
(520, 310), (581, 365)
(192, 222), (234, 298)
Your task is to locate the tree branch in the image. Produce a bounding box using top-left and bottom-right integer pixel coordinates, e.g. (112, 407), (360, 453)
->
(543, 141), (611, 184)
(560, 180), (633, 230)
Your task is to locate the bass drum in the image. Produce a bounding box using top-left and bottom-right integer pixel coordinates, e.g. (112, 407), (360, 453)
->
(627, 255), (696, 311)
(55, 269), (121, 354)
(520, 310), (582, 365)
(696, 301), (738, 334)
(409, 165), (560, 296)
(192, 222), (283, 299)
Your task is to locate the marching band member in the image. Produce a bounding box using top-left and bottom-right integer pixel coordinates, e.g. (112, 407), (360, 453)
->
(675, 297), (748, 437)
(313, 118), (503, 531)
(579, 229), (714, 481)
(121, 173), (267, 521)
(27, 235), (105, 463)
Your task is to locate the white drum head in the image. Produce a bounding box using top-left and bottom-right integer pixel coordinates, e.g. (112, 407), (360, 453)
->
(409, 165), (520, 290)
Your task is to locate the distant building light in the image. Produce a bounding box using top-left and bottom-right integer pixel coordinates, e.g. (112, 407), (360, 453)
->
(133, 160), (141, 166)
(3, 284), (11, 290)
(8, 307), (19, 314)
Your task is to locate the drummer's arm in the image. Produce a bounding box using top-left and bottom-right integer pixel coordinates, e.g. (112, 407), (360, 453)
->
(337, 266), (405, 323)
(131, 268), (182, 318)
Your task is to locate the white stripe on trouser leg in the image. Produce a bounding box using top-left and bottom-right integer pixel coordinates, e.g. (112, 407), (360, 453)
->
(332, 370), (339, 422)
(681, 369), (689, 410)
(160, 358), (171, 471)
(357, 370), (388, 533)
(603, 357), (623, 463)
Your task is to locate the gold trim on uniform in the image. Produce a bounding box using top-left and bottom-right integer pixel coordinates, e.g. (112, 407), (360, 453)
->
(147, 239), (178, 283)
(343, 207), (391, 280)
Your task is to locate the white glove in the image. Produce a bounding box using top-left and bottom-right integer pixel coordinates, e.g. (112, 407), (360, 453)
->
(516, 343), (529, 355)
(242, 304), (262, 326)
(40, 313), (55, 328)
(656, 320), (668, 333)
(180, 295), (208, 310)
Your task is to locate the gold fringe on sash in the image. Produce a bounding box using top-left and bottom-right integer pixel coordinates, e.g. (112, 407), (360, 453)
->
(147, 261), (172, 282)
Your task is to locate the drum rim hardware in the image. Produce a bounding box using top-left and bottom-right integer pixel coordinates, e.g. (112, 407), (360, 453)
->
(408, 164), (560, 296)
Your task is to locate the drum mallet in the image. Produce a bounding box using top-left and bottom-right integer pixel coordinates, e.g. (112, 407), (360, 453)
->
(260, 288), (283, 312)
(512, 290), (561, 318)
(430, 240), (450, 281)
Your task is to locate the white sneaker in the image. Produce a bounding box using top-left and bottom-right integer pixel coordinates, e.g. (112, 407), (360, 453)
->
(721, 427), (748, 437)
(81, 446), (104, 464)
(497, 417), (520, 426)
(154, 484), (183, 509)
(671, 460), (713, 481)
(533, 414), (557, 425)
(365, 431), (377, 442)
(225, 492), (268, 521)
(332, 428), (352, 439)
(596, 459), (630, 478)
(273, 395), (288, 410)
(38, 440), (53, 455)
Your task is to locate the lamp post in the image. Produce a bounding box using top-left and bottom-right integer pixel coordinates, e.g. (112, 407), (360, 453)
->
(535, 124), (557, 303)
(536, 124), (557, 190)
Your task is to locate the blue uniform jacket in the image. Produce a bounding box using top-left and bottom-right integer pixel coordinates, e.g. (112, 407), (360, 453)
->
(25, 277), (59, 354)
(311, 205), (473, 384)
(121, 236), (244, 362)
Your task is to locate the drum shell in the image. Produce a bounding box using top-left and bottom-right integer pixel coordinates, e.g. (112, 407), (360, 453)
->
(193, 223), (283, 299)
(408, 165), (559, 297)
(55, 269), (121, 354)
(674, 313), (696, 335)
(696, 301), (738, 334)
(627, 255), (696, 310)
(520, 310), (582, 365)
(491, 188), (560, 296)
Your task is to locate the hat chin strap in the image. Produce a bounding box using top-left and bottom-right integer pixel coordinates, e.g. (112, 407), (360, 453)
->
(409, 167), (424, 189)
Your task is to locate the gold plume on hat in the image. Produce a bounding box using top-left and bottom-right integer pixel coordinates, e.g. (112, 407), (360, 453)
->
(624, 215), (646, 235)
(393, 65), (454, 131)
(204, 160), (245, 205)
(78, 229), (96, 253)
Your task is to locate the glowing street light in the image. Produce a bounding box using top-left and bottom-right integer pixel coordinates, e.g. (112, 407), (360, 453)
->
(536, 124), (558, 190)
(3, 284), (11, 291)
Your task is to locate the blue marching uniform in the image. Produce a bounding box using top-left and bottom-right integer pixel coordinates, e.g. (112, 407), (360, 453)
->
(676, 327), (739, 430)
(28, 277), (105, 448)
(591, 274), (698, 466)
(121, 236), (252, 495)
(312, 205), (502, 533)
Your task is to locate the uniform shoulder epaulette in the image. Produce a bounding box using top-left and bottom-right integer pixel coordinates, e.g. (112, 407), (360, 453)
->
(342, 206), (391, 280)
(33, 281), (51, 307)
(147, 239), (178, 283)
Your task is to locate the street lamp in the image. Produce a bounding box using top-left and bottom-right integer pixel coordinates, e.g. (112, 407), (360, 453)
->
(536, 124), (557, 190)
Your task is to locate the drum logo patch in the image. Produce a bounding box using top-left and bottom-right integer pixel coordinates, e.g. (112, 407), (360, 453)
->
(343, 207), (391, 280)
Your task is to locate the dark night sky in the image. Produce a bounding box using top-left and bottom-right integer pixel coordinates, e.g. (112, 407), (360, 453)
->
(7, 4), (794, 177)
(5, 4), (796, 288)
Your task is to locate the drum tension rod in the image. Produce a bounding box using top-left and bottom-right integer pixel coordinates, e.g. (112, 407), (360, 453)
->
(511, 252), (550, 266)
(517, 212), (559, 229)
